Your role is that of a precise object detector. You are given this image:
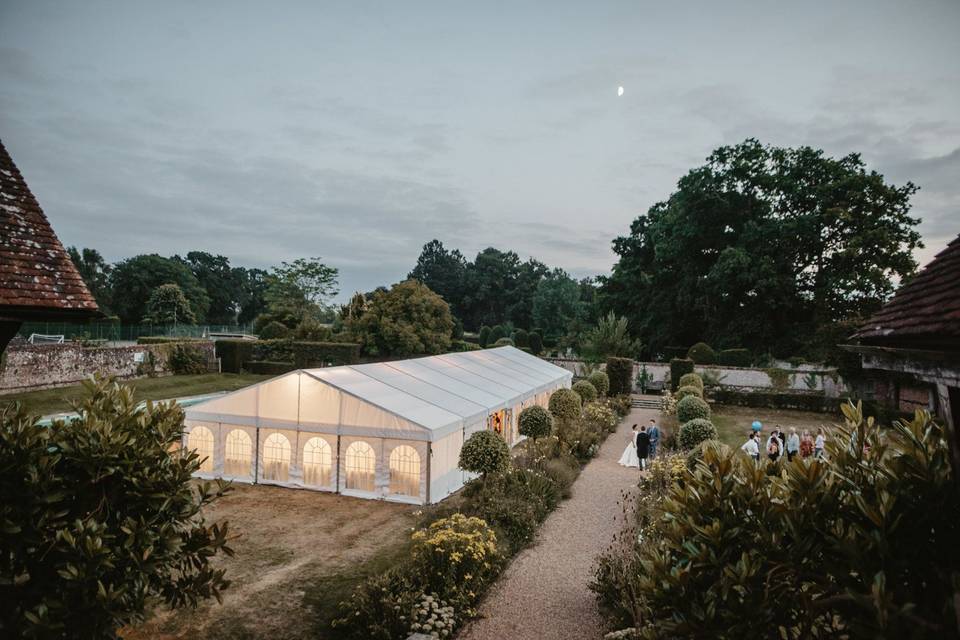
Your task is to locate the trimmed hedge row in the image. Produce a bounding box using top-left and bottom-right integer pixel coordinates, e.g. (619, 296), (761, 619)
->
(245, 361), (297, 375)
(669, 358), (694, 391)
(711, 388), (840, 413)
(718, 348), (752, 367)
(215, 339), (255, 373)
(253, 340), (361, 367)
(606, 357), (634, 396)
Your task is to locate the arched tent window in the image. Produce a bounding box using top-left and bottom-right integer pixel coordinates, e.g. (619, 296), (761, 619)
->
(189, 426), (214, 473)
(389, 445), (420, 497)
(302, 437), (333, 487)
(263, 433), (291, 482)
(224, 429), (252, 478)
(345, 441), (376, 492)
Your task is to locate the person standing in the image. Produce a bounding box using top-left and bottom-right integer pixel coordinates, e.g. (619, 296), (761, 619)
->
(766, 429), (783, 462)
(814, 427), (826, 459)
(618, 424), (640, 467)
(800, 429), (814, 458)
(785, 427), (800, 462)
(741, 432), (760, 461)
(648, 418), (660, 458)
(636, 424), (651, 470)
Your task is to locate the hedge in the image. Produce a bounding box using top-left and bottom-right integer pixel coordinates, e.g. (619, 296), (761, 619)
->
(710, 388), (841, 413)
(137, 336), (204, 344)
(245, 361), (297, 375)
(216, 339), (255, 373)
(687, 342), (717, 365)
(670, 358), (694, 391)
(678, 372), (703, 391)
(718, 348), (752, 367)
(253, 340), (361, 367)
(662, 346), (688, 361)
(606, 357), (634, 396)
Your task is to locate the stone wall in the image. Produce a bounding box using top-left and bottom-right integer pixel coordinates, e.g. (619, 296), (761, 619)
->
(542, 357), (848, 397)
(0, 341), (217, 393)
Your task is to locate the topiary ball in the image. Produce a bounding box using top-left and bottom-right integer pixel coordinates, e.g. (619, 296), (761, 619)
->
(259, 320), (290, 340)
(587, 371), (610, 397)
(518, 405), (553, 441)
(678, 372), (704, 391)
(675, 385), (703, 402)
(549, 388), (582, 421)
(676, 395), (711, 423)
(687, 342), (717, 365)
(492, 337), (515, 347)
(572, 380), (598, 404)
(459, 430), (510, 476)
(678, 418), (718, 450)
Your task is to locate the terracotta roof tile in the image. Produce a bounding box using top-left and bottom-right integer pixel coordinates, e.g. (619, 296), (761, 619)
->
(853, 233), (960, 342)
(0, 140), (99, 316)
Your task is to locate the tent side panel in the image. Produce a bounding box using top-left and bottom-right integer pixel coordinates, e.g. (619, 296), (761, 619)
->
(430, 427), (464, 504)
(257, 373), (301, 422)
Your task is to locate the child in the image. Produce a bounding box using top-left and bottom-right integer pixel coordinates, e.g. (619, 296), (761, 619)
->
(814, 427), (826, 459)
(799, 429), (814, 457)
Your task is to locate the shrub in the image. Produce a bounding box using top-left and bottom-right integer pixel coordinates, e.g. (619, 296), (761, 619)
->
(293, 316), (332, 341)
(662, 345), (688, 361)
(215, 339), (254, 373)
(676, 395), (710, 423)
(669, 358), (694, 391)
(252, 339), (361, 366)
(518, 405), (552, 441)
(245, 360), (296, 375)
(606, 357), (634, 395)
(528, 332), (543, 355)
(458, 431), (510, 478)
(540, 457), (579, 498)
(678, 372), (703, 391)
(513, 328), (529, 348)
(710, 388), (840, 413)
(331, 566), (418, 640)
(452, 339), (481, 352)
(572, 380), (598, 403)
(478, 325), (492, 348)
(584, 402), (619, 434)
(659, 390), (677, 416)
(765, 367), (793, 390)
(492, 337), (514, 347)
(674, 385), (702, 402)
(168, 343), (208, 375)
(612, 407), (960, 638)
(410, 513), (502, 609)
(677, 418), (718, 449)
(606, 394), (632, 417)
(686, 341), (716, 364)
(587, 370), (610, 397)
(259, 320), (290, 339)
(489, 325), (507, 343)
(409, 593), (457, 638)
(548, 388), (582, 422)
(556, 419), (601, 462)
(718, 348), (752, 367)
(0, 376), (232, 638)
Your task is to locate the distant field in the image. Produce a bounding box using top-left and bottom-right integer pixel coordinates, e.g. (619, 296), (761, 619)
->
(0, 373), (271, 416)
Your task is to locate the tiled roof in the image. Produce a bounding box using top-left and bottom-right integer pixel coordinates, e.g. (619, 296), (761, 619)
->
(0, 140), (99, 318)
(853, 234), (960, 344)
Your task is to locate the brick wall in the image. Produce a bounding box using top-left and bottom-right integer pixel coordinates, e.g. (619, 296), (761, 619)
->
(0, 341), (217, 393)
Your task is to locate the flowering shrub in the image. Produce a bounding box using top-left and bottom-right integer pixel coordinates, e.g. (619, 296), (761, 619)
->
(410, 514), (502, 613)
(584, 402), (619, 434)
(659, 391), (677, 416)
(644, 453), (687, 493)
(606, 395), (633, 418)
(409, 593), (456, 639)
(331, 566), (418, 639)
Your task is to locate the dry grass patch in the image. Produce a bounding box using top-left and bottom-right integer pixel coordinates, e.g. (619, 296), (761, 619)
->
(122, 484), (416, 640)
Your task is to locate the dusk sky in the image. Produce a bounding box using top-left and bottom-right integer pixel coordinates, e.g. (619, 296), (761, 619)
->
(2, 0), (958, 301)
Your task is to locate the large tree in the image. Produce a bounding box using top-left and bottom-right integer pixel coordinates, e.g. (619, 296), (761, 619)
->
(599, 139), (921, 358)
(176, 251), (242, 325)
(408, 239), (467, 317)
(67, 247), (113, 313)
(261, 257), (339, 327)
(532, 268), (584, 338)
(141, 283), (197, 325)
(351, 279), (454, 356)
(109, 254), (210, 324)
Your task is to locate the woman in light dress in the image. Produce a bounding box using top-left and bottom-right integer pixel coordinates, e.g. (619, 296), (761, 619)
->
(618, 424), (640, 468)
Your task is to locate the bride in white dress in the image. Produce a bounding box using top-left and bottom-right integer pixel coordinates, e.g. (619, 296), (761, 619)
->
(618, 425), (640, 468)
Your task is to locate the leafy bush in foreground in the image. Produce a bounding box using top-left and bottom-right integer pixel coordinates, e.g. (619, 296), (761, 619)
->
(594, 404), (960, 639)
(0, 376), (232, 638)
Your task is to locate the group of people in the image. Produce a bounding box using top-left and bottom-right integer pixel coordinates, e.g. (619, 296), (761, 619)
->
(740, 421), (826, 462)
(618, 419), (659, 470)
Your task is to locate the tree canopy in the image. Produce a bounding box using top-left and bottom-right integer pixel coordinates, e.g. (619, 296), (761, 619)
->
(599, 139), (922, 358)
(349, 279), (454, 356)
(108, 254), (211, 324)
(141, 283), (197, 325)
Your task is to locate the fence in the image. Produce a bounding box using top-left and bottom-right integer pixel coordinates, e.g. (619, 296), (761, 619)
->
(16, 322), (253, 343)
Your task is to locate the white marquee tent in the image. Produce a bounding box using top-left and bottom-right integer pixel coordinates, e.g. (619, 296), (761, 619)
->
(182, 346), (572, 504)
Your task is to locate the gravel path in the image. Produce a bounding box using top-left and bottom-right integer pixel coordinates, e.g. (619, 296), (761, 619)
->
(459, 405), (657, 640)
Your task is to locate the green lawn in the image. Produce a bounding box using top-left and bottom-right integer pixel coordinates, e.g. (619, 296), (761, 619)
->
(0, 373), (271, 416)
(663, 403), (841, 449)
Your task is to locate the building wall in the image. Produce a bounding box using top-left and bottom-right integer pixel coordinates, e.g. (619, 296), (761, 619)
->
(0, 342), (217, 393)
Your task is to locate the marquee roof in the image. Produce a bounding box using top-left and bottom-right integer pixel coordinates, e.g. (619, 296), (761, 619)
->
(185, 346), (572, 440)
